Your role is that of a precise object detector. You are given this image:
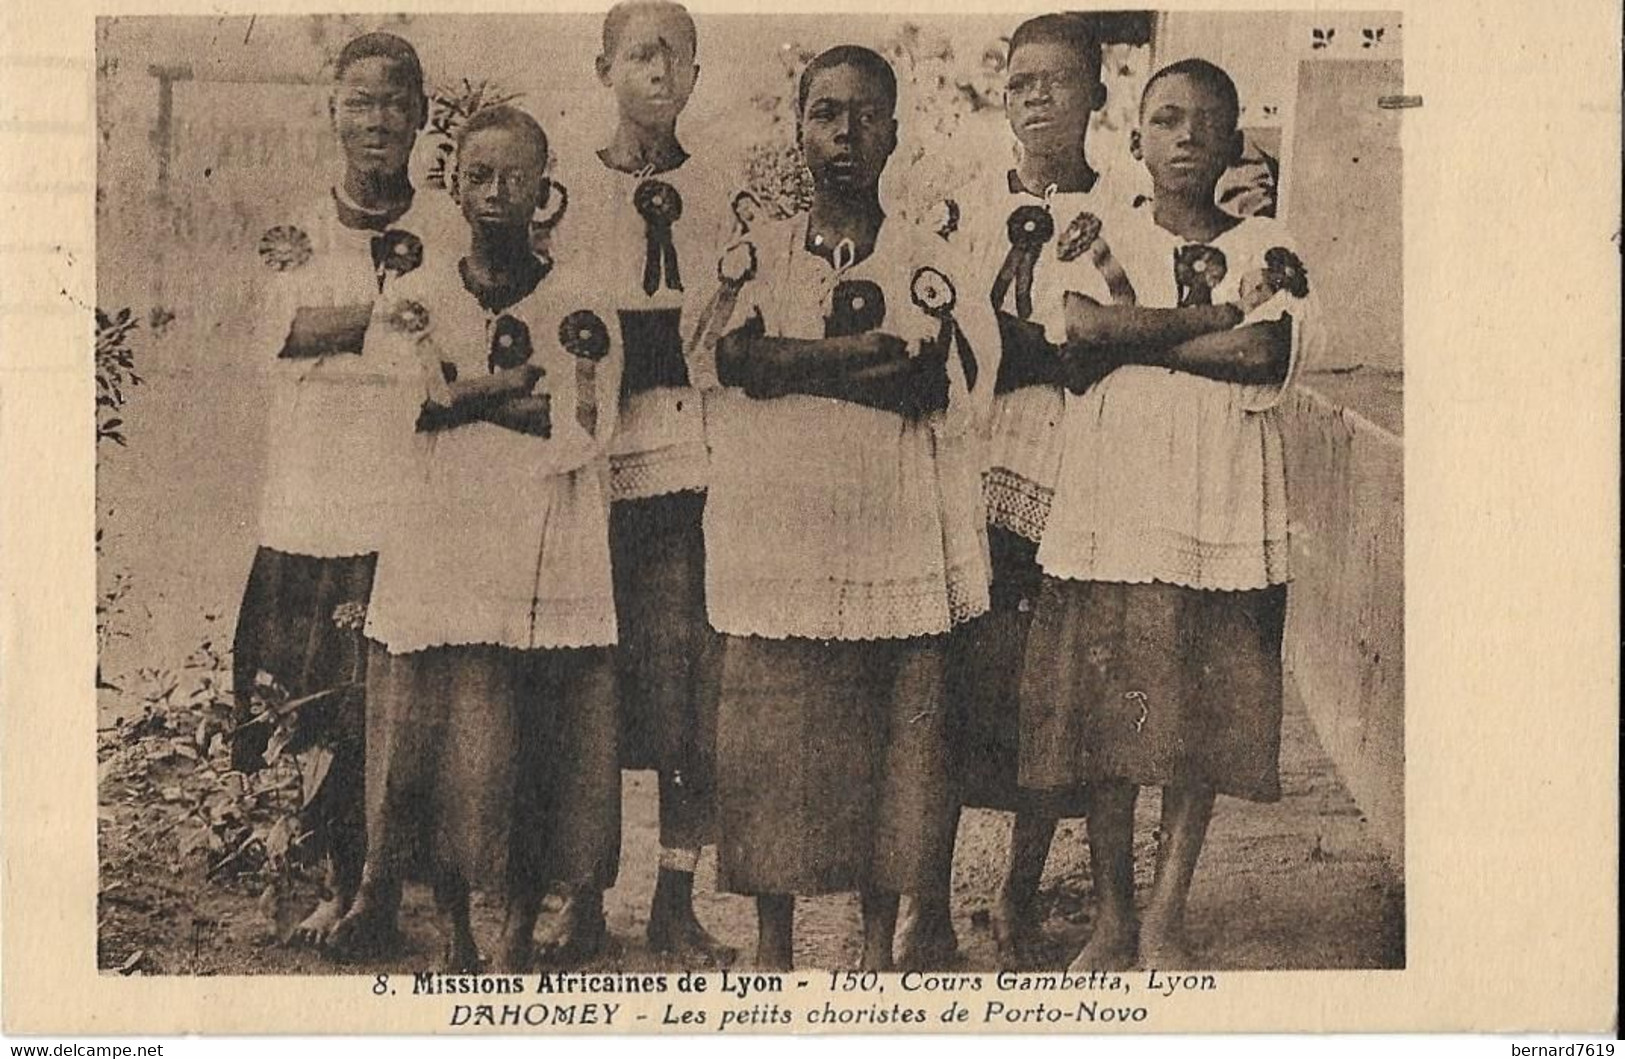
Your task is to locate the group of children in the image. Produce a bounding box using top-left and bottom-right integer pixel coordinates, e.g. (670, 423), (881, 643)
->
(231, 3), (1320, 975)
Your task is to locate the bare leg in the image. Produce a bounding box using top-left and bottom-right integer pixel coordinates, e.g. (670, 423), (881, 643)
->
(534, 886), (607, 967)
(756, 894), (794, 971)
(896, 808), (960, 971)
(859, 889), (899, 972)
(1140, 783), (1215, 969)
(992, 809), (1058, 967)
(1069, 780), (1138, 972)
(646, 774), (735, 964)
(648, 860), (736, 965)
(498, 890), (541, 973)
(327, 865), (402, 959)
(289, 855), (349, 948)
(434, 870), (480, 973)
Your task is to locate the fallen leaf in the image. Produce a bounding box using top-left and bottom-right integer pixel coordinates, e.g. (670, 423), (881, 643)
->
(119, 950), (145, 974)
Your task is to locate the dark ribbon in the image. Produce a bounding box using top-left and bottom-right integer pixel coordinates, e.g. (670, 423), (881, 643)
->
(487, 314), (533, 373)
(635, 179), (684, 296)
(910, 266), (976, 392)
(990, 205), (1054, 320)
(617, 308), (688, 397)
(993, 311), (1057, 394)
(1174, 244), (1227, 308)
(934, 315), (976, 394)
(369, 229), (423, 293)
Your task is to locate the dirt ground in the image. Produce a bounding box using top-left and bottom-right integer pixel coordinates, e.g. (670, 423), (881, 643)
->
(97, 680), (1403, 976)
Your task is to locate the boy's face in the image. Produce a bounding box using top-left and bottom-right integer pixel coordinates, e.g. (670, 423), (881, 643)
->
(597, 11), (698, 128)
(799, 63), (897, 196)
(455, 127), (549, 234)
(1003, 41), (1101, 157)
(331, 56), (424, 177)
(1135, 73), (1241, 197)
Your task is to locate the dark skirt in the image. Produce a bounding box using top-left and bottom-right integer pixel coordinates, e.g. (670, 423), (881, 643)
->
(714, 634), (956, 896)
(945, 527), (1090, 816)
(610, 490), (720, 784)
(1018, 577), (1287, 803)
(363, 642), (621, 891)
(229, 547), (376, 773)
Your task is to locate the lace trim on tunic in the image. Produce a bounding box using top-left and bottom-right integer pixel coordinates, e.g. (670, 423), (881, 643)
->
(365, 595), (618, 654)
(984, 467), (1052, 543)
(1040, 527), (1292, 593)
(708, 560), (989, 642)
(609, 442), (709, 502)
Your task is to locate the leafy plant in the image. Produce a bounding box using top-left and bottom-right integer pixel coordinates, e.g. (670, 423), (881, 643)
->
(96, 307), (141, 447)
(424, 78), (526, 191)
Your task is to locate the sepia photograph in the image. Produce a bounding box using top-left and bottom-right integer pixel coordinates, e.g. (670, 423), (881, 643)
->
(85, 7), (1410, 982)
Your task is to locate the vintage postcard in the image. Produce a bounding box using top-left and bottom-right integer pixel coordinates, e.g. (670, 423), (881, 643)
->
(0, 0), (1617, 1038)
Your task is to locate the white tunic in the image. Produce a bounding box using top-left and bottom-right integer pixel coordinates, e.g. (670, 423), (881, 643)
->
(1039, 209), (1325, 591)
(703, 213), (997, 641)
(950, 166), (1137, 542)
(548, 148), (741, 503)
(362, 253), (624, 653)
(252, 188), (457, 558)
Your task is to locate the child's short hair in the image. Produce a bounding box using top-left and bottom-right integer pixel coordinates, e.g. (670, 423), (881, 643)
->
(1140, 58), (1241, 127)
(334, 31), (425, 96)
(455, 104), (550, 166)
(602, 0), (697, 59)
(1008, 13), (1103, 79)
(797, 45), (897, 114)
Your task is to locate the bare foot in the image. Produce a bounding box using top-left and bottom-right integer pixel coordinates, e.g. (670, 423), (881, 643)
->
(989, 888), (1037, 969)
(287, 895), (348, 949)
(859, 936), (896, 973)
(534, 891), (606, 967)
(648, 905), (737, 967)
(1068, 919), (1137, 973)
(497, 908), (539, 973)
(1139, 922), (1198, 970)
(443, 932), (483, 974)
(327, 892), (402, 961)
(895, 898), (958, 971)
(755, 941), (793, 971)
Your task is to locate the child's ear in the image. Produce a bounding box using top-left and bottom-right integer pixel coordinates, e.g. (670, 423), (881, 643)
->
(595, 53), (613, 88)
(1225, 128), (1245, 167)
(1129, 128), (1143, 160)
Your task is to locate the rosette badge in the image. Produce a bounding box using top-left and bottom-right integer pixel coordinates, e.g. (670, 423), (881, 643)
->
(825, 279), (887, 339)
(635, 179), (685, 295)
(488, 314), (534, 373)
(993, 205), (1055, 320)
(258, 225), (313, 272)
(1174, 244), (1228, 307)
(911, 265), (976, 392)
(1262, 247), (1310, 298)
(1055, 211), (1103, 263)
(387, 298), (432, 336)
(910, 266), (957, 317)
(1007, 204), (1055, 250)
(634, 179), (684, 226)
(717, 241), (758, 286)
(560, 310), (611, 361)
